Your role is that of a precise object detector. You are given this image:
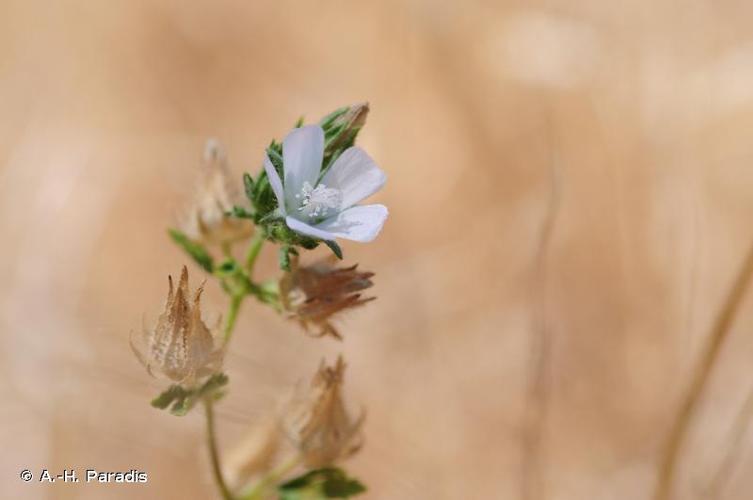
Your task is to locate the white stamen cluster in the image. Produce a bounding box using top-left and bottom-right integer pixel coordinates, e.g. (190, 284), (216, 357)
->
(296, 181), (342, 219)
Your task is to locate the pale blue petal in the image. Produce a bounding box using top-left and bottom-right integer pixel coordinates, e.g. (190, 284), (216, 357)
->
(263, 155), (286, 216)
(285, 216), (337, 241)
(282, 125), (324, 209)
(314, 204), (388, 242)
(321, 147), (386, 209)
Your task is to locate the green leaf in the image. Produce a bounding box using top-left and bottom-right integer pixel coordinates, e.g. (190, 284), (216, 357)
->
(150, 373), (229, 416)
(198, 373), (229, 399)
(150, 385), (186, 410)
(323, 240), (343, 260)
(266, 144), (284, 175)
(229, 205), (254, 219)
(169, 392), (195, 416)
(243, 172), (255, 201)
(149, 385), (194, 416)
(252, 174), (275, 217)
(216, 259), (239, 277)
(168, 228), (214, 273)
(279, 468), (366, 499)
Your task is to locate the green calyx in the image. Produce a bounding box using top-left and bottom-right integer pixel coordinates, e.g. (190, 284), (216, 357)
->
(151, 373), (229, 417)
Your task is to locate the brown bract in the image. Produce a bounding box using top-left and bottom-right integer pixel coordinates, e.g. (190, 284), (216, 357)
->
(130, 266), (224, 385)
(280, 257), (375, 340)
(283, 357), (364, 468)
(181, 139), (253, 246)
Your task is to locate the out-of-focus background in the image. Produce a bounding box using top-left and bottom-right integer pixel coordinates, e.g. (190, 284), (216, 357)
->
(4, 1), (753, 499)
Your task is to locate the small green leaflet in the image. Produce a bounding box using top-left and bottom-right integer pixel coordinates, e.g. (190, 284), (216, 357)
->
(278, 468), (366, 499)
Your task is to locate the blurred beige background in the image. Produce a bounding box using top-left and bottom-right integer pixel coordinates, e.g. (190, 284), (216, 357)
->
(4, 0), (753, 499)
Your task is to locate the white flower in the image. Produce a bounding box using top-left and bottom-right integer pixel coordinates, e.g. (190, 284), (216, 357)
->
(264, 125), (388, 242)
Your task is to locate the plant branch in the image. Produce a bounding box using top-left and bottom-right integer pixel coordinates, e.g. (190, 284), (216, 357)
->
(223, 294), (244, 343)
(204, 395), (235, 500)
(239, 454), (302, 500)
(245, 231), (265, 275)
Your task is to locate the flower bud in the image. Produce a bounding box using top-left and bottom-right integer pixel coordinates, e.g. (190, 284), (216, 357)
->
(130, 266), (224, 385)
(282, 356), (364, 468)
(182, 139), (253, 246)
(280, 257), (375, 339)
(322, 102), (369, 157)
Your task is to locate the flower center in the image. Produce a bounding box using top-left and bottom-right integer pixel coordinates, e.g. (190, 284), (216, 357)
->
(295, 182), (342, 220)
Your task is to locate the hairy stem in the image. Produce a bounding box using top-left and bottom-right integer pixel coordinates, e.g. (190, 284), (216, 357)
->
(204, 396), (235, 500)
(653, 241), (753, 500)
(245, 231), (265, 275)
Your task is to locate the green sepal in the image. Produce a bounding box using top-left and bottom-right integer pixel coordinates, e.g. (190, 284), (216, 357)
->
(266, 142), (284, 177)
(229, 205), (254, 219)
(323, 240), (343, 260)
(319, 104), (367, 172)
(150, 385), (186, 410)
(236, 104), (368, 258)
(168, 228), (214, 273)
(319, 106), (348, 129)
(150, 373), (229, 417)
(278, 468), (366, 499)
(243, 172), (254, 198)
(198, 373), (229, 400)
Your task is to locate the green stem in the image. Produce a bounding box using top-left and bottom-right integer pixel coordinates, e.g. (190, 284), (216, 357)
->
(204, 396), (235, 500)
(240, 455), (302, 500)
(245, 231), (265, 276)
(223, 294), (244, 343)
(222, 241), (233, 260)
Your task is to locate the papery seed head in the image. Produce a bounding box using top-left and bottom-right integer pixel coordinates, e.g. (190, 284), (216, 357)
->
(130, 266), (224, 386)
(282, 356), (364, 468)
(181, 139), (253, 246)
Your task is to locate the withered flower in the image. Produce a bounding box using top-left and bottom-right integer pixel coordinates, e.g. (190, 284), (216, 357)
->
(131, 266), (224, 385)
(182, 139), (253, 246)
(280, 257), (375, 339)
(282, 357), (364, 468)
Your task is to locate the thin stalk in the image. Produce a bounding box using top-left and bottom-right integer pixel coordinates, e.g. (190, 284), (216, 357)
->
(240, 454), (302, 500)
(653, 241), (753, 500)
(222, 241), (234, 260)
(221, 231), (268, 343)
(204, 396), (235, 500)
(223, 294), (244, 343)
(245, 231), (265, 276)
